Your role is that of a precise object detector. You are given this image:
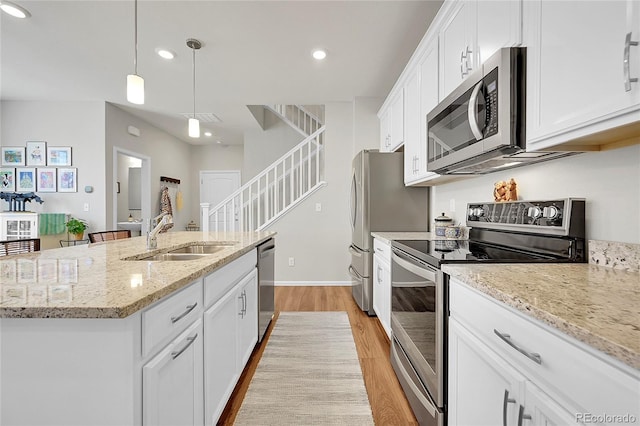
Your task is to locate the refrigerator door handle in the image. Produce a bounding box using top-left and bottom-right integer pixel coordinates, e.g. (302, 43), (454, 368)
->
(349, 244), (366, 257)
(349, 169), (357, 230)
(348, 265), (364, 282)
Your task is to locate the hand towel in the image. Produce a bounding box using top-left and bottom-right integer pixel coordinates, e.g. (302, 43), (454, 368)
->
(39, 213), (66, 235)
(159, 186), (174, 233)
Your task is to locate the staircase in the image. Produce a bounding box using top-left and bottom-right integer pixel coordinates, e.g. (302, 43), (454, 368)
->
(201, 105), (325, 232)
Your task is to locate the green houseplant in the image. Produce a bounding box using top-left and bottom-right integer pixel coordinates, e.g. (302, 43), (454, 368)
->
(65, 218), (87, 240)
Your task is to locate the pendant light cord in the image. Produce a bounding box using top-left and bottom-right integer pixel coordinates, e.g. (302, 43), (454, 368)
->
(134, 0), (138, 75)
(192, 46), (196, 120)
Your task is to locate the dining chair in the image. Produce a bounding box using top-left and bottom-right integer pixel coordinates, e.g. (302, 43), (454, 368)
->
(88, 230), (131, 243)
(0, 238), (41, 256)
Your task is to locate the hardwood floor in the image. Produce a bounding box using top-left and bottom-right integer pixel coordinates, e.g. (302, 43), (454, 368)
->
(218, 286), (418, 425)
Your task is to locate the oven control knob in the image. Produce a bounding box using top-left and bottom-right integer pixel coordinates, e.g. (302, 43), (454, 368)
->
(543, 206), (560, 219)
(528, 206), (542, 219)
(472, 207), (484, 217)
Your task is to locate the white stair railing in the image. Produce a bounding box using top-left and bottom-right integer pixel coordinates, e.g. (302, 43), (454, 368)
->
(267, 105), (323, 137)
(201, 126), (326, 233)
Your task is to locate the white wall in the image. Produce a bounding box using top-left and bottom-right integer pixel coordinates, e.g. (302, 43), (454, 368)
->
(266, 102), (353, 283)
(431, 144), (640, 244)
(353, 97), (383, 155)
(189, 144), (244, 227)
(243, 109), (302, 183)
(105, 104), (193, 232)
(1, 100), (107, 248)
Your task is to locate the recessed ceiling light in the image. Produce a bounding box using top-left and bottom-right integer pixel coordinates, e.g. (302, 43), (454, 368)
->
(204, 131), (212, 137)
(0, 1), (31, 18)
(312, 49), (327, 60)
(155, 48), (176, 60)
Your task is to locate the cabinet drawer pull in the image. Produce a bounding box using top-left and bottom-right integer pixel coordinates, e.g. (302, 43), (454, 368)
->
(517, 405), (531, 426)
(502, 390), (516, 426)
(494, 329), (542, 365)
(624, 32), (639, 91)
(171, 333), (198, 360)
(170, 303), (198, 324)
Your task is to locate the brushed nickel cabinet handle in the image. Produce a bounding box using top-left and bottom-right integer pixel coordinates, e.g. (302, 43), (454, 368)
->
(170, 303), (198, 324)
(494, 329), (542, 364)
(503, 389), (516, 426)
(171, 333), (198, 360)
(517, 405), (532, 426)
(624, 32), (638, 91)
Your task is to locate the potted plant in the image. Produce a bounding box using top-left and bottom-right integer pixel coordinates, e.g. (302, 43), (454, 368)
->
(65, 217), (87, 240)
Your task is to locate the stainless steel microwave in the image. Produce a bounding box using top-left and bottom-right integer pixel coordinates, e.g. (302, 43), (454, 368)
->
(426, 47), (570, 174)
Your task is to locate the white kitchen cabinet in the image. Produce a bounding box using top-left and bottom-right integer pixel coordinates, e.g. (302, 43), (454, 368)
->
(524, 0), (640, 151)
(203, 250), (258, 426)
(448, 318), (525, 426)
(405, 36), (441, 186)
(439, 0), (522, 99)
(448, 277), (640, 426)
(379, 90), (405, 152)
(237, 269), (258, 367)
(0, 212), (38, 240)
(143, 319), (204, 426)
(372, 238), (391, 338)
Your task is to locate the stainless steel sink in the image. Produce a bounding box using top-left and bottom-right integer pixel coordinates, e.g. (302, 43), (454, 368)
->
(137, 253), (213, 261)
(168, 243), (235, 254)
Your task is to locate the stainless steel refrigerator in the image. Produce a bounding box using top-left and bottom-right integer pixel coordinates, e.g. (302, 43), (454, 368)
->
(348, 150), (429, 315)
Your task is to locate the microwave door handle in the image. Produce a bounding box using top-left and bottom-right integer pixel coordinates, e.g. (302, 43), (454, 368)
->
(468, 80), (485, 140)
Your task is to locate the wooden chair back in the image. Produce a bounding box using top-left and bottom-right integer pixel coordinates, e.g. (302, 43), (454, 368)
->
(0, 238), (41, 256)
(88, 230), (131, 243)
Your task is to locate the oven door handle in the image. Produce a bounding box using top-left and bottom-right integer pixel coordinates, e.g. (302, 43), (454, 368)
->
(392, 251), (437, 283)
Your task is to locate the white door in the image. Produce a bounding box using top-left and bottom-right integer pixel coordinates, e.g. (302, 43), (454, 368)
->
(199, 171), (241, 231)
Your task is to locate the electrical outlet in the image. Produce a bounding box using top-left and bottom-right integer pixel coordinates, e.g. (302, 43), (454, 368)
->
(449, 199), (455, 213)
(83, 203), (90, 212)
(315, 203), (322, 212)
(288, 257), (295, 267)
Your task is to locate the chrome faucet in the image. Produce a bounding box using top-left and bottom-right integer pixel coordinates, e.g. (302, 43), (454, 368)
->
(147, 213), (173, 250)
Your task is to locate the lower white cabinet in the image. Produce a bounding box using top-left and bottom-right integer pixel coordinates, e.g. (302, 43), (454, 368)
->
(204, 268), (258, 425)
(143, 319), (204, 426)
(372, 238), (391, 338)
(448, 277), (640, 426)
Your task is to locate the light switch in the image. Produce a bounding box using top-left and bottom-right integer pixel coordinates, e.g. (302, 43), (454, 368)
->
(288, 257), (295, 267)
(83, 203), (89, 212)
(315, 203), (322, 212)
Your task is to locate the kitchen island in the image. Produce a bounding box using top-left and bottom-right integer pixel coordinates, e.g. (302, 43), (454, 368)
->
(0, 231), (275, 426)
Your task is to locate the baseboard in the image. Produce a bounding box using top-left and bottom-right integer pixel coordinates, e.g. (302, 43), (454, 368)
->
(275, 281), (351, 287)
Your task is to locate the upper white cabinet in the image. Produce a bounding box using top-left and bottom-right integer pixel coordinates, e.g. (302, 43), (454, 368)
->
(379, 90), (405, 152)
(524, 0), (640, 151)
(439, 0), (522, 99)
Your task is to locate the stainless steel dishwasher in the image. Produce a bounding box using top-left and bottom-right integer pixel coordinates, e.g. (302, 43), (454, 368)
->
(257, 239), (275, 342)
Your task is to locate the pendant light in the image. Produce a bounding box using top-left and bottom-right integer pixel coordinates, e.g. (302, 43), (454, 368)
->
(187, 38), (202, 138)
(127, 0), (144, 104)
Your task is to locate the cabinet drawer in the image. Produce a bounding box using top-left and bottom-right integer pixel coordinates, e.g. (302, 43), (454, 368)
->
(142, 280), (203, 358)
(449, 279), (640, 419)
(204, 249), (257, 309)
(373, 238), (391, 264)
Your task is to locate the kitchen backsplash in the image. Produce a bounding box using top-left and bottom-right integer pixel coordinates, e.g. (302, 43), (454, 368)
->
(589, 240), (640, 273)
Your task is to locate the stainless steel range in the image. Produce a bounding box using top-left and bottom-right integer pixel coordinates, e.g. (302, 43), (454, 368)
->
(389, 198), (586, 426)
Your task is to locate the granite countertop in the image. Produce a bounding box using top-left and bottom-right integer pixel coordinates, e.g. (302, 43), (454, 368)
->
(443, 263), (640, 370)
(371, 231), (432, 244)
(0, 231), (275, 319)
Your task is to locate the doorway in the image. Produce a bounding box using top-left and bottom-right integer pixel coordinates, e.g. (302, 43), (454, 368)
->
(113, 147), (151, 235)
(200, 171), (241, 231)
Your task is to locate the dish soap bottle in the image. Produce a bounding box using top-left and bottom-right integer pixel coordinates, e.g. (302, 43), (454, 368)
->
(128, 214), (133, 222)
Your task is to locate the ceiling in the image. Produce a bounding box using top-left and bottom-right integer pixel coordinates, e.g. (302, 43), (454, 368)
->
(1, 0), (443, 145)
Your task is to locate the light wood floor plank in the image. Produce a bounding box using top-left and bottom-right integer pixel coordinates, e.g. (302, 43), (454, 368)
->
(218, 286), (417, 425)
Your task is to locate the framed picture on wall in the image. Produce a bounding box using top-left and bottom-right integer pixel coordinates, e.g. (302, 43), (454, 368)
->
(36, 168), (57, 192)
(1, 147), (25, 166)
(57, 168), (77, 192)
(16, 168), (36, 192)
(47, 146), (72, 166)
(1, 168), (16, 191)
(26, 141), (47, 166)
